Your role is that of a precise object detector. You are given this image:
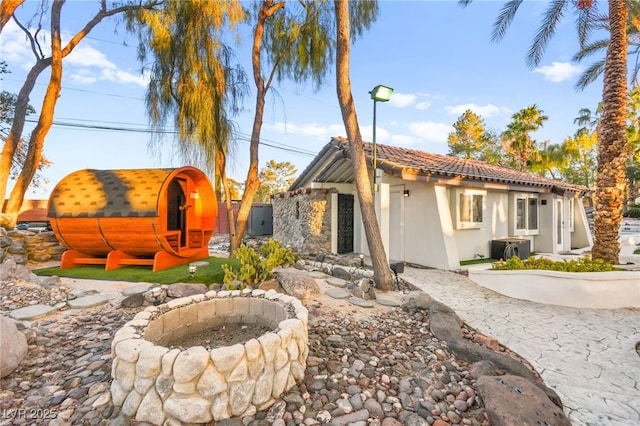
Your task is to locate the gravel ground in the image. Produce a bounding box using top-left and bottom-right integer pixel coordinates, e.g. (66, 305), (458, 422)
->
(0, 273), (495, 426)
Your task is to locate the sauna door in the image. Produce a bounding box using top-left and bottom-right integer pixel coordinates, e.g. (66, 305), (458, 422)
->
(167, 179), (187, 247)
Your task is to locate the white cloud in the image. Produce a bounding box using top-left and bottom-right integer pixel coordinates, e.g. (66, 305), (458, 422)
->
(533, 61), (583, 83)
(389, 93), (417, 108)
(68, 69), (97, 85)
(390, 134), (421, 145)
(0, 23), (35, 69)
(361, 125), (391, 142)
(1, 20), (146, 87)
(445, 103), (508, 118)
(100, 68), (148, 87)
(408, 121), (452, 144)
(66, 45), (117, 69)
(268, 122), (345, 140)
(415, 101), (431, 110)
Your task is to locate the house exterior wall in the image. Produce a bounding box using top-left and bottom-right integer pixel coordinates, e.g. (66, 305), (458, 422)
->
(452, 189), (511, 262)
(285, 177), (592, 270)
(272, 189), (333, 253)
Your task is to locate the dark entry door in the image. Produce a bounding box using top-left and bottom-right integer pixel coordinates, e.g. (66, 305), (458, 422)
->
(167, 179), (187, 246)
(337, 194), (354, 254)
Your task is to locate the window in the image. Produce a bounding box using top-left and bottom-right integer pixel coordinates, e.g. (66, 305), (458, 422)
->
(456, 189), (486, 229)
(569, 199), (575, 231)
(513, 194), (538, 234)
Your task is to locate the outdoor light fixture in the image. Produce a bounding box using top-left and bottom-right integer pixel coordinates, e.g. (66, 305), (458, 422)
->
(390, 262), (404, 289)
(403, 189), (410, 197)
(360, 253), (364, 267)
(369, 84), (393, 192)
(188, 264), (197, 279)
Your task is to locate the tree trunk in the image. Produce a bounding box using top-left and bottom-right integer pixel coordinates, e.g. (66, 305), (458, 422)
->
(0, 60), (50, 223)
(334, 0), (394, 291)
(3, 0), (64, 228)
(229, 1), (283, 253)
(216, 148), (237, 252)
(0, 0), (24, 33)
(592, 0), (628, 264)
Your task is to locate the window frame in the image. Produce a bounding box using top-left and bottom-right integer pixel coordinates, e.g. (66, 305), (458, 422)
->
(455, 189), (486, 230)
(511, 193), (539, 236)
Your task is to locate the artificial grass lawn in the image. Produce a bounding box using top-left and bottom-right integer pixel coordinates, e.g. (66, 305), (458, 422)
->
(33, 256), (240, 285)
(459, 258), (500, 266)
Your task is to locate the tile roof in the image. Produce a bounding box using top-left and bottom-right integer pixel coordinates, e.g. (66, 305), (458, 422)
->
(292, 137), (589, 196)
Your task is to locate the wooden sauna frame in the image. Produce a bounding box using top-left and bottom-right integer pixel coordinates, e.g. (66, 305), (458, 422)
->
(48, 167), (217, 271)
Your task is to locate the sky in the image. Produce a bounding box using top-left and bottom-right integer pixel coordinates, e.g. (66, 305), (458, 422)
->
(1, 0), (609, 200)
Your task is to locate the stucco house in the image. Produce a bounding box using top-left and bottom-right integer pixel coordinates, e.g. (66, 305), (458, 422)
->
(272, 137), (593, 270)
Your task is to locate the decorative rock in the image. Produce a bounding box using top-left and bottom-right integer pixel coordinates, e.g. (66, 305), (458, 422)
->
(325, 288), (350, 299)
(376, 298), (400, 307)
(0, 315), (28, 378)
(331, 409), (370, 426)
(67, 294), (109, 309)
(122, 284), (153, 297)
(275, 269), (320, 304)
(326, 277), (347, 288)
(348, 299), (374, 308)
(259, 279), (282, 292)
(9, 304), (57, 320)
(331, 266), (352, 281)
(166, 283), (207, 298)
(164, 393), (212, 423)
(476, 375), (571, 426)
(120, 293), (145, 308)
(401, 291), (433, 311)
(350, 278), (376, 300)
(173, 346), (210, 383)
(308, 271), (327, 279)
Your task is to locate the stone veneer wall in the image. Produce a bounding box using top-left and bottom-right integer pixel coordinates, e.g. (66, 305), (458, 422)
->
(110, 289), (309, 424)
(272, 188), (334, 253)
(0, 228), (66, 265)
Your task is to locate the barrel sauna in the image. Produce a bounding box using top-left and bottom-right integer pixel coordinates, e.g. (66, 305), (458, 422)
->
(48, 167), (217, 271)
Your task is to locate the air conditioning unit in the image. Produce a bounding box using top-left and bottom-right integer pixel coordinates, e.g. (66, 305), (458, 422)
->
(491, 238), (530, 260)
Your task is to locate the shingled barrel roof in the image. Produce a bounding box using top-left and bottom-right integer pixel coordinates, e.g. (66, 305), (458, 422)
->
(290, 137), (589, 197)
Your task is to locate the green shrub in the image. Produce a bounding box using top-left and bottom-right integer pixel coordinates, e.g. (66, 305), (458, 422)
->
(625, 207), (640, 218)
(491, 255), (619, 272)
(222, 239), (298, 289)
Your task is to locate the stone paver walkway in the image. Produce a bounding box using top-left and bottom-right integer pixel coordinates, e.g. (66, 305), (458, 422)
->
(402, 266), (640, 426)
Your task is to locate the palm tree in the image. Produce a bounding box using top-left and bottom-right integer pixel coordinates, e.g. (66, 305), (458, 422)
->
(501, 104), (548, 171)
(461, 0), (629, 264)
(572, 1), (639, 90)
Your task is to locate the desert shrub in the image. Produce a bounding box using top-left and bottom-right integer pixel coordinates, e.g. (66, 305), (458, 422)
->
(491, 255), (619, 272)
(222, 239), (298, 289)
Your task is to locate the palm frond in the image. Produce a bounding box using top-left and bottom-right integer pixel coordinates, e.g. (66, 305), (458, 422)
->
(526, 0), (568, 68)
(576, 1), (601, 48)
(491, 0), (523, 43)
(572, 38), (609, 62)
(574, 59), (605, 91)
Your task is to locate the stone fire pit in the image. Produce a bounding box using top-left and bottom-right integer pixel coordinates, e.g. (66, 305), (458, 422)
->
(110, 289), (309, 424)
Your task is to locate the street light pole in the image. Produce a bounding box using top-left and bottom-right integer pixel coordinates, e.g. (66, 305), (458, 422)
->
(369, 85), (393, 192)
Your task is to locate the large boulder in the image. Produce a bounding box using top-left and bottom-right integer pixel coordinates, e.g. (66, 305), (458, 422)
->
(0, 315), (28, 378)
(476, 375), (571, 426)
(274, 269), (320, 304)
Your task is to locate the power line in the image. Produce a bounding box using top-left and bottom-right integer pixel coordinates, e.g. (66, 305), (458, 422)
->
(23, 117), (317, 157)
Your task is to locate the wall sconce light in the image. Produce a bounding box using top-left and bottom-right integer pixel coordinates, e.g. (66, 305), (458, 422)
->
(188, 264), (197, 279)
(403, 189), (410, 197)
(359, 253), (364, 267)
